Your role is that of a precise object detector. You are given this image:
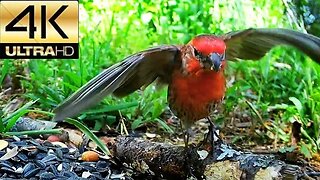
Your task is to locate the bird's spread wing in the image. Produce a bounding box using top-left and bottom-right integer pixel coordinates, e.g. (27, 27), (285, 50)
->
(223, 28), (320, 63)
(53, 45), (179, 121)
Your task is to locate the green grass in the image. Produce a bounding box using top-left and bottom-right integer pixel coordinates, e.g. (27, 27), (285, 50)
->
(1, 0), (320, 157)
(225, 48), (320, 155)
(0, 100), (62, 137)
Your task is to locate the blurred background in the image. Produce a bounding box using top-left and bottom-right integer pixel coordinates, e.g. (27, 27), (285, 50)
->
(1, 0), (320, 158)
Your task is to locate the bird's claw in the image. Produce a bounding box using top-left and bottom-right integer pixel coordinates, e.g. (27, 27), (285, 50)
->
(198, 117), (222, 154)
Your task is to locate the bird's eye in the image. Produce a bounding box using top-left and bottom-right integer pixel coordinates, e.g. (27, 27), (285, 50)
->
(193, 48), (203, 59)
(194, 48), (200, 56)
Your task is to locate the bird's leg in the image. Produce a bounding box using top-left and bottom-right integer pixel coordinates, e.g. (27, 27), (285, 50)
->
(184, 128), (191, 150)
(201, 117), (222, 152)
(180, 123), (197, 178)
(180, 117), (192, 150)
(183, 128), (197, 178)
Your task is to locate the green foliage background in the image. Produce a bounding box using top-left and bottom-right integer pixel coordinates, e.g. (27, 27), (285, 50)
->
(1, 0), (320, 157)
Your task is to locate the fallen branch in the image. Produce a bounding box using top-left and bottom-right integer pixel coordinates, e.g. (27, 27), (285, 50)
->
(113, 137), (306, 179)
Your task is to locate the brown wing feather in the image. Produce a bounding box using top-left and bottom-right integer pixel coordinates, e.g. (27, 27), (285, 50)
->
(223, 28), (320, 63)
(53, 45), (179, 121)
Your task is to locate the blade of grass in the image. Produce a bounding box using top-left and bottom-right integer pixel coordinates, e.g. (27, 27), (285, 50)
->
(65, 118), (111, 156)
(155, 118), (174, 133)
(84, 101), (138, 114)
(3, 100), (38, 132)
(0, 60), (10, 85)
(3, 129), (62, 136)
(0, 116), (4, 132)
(3, 100), (38, 123)
(245, 100), (270, 130)
(301, 128), (318, 149)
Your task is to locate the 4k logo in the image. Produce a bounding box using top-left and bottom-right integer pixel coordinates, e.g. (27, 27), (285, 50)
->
(0, 0), (79, 59)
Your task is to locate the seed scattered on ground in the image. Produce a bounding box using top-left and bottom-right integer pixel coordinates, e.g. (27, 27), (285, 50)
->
(82, 151), (99, 162)
(0, 137), (131, 179)
(47, 135), (60, 142)
(0, 140), (9, 151)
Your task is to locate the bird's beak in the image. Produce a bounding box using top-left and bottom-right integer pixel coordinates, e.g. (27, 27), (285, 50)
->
(209, 53), (223, 72)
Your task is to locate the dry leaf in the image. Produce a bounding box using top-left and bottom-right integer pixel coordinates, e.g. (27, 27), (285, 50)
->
(65, 128), (83, 146)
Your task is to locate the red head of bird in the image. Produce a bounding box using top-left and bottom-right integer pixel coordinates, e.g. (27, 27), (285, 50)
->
(189, 35), (226, 72)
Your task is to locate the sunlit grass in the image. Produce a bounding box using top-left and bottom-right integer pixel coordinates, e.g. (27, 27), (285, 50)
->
(1, 0), (320, 157)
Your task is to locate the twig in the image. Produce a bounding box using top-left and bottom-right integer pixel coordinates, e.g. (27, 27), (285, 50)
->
(118, 110), (129, 136)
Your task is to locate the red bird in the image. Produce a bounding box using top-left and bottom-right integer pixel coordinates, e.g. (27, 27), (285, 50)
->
(54, 28), (320, 146)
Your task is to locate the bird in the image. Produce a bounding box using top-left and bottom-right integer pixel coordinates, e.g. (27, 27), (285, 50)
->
(53, 28), (320, 147)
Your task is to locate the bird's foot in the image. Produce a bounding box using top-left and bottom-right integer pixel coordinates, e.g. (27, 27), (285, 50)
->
(198, 117), (223, 154)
